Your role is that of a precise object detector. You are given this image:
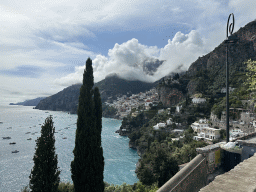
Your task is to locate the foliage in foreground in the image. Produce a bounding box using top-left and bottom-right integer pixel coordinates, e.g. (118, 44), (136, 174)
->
(29, 115), (61, 192)
(71, 57), (104, 192)
(21, 181), (158, 192)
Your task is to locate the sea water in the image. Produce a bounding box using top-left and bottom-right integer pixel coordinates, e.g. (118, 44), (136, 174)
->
(0, 105), (139, 192)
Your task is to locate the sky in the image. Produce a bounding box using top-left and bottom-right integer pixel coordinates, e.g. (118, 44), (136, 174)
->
(1, 0), (256, 105)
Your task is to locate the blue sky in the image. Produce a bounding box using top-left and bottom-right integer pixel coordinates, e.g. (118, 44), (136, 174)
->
(0, 0), (256, 105)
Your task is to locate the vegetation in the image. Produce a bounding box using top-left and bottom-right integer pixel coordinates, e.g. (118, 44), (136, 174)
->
(102, 103), (117, 117)
(104, 182), (158, 192)
(29, 116), (61, 192)
(21, 181), (158, 192)
(70, 58), (104, 192)
(127, 107), (208, 188)
(211, 59), (255, 120)
(245, 59), (256, 92)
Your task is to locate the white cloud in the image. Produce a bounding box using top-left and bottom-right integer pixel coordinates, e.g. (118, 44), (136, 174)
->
(1, 0), (256, 104)
(54, 65), (84, 86)
(55, 30), (209, 85)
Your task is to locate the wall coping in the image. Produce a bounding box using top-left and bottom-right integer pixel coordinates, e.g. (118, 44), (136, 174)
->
(196, 142), (225, 154)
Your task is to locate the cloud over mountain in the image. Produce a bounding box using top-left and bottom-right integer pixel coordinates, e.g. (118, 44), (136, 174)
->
(55, 30), (209, 86)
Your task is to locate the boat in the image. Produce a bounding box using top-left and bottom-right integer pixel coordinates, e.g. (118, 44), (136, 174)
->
(25, 132), (31, 134)
(12, 150), (19, 153)
(0, 122), (3, 124)
(31, 133), (35, 135)
(27, 138), (32, 140)
(2, 137), (11, 139)
(62, 137), (67, 139)
(9, 142), (16, 145)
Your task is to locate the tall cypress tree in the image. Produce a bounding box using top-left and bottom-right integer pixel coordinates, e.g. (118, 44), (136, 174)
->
(29, 115), (61, 192)
(71, 57), (104, 192)
(93, 87), (104, 191)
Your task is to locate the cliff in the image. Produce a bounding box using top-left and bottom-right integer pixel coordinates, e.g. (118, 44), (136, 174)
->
(186, 20), (256, 94)
(35, 84), (81, 114)
(156, 77), (189, 107)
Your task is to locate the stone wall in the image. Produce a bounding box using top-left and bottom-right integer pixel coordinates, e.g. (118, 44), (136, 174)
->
(157, 154), (207, 192)
(157, 142), (225, 192)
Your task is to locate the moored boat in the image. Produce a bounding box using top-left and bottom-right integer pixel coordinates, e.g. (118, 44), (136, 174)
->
(12, 150), (19, 153)
(9, 142), (16, 145)
(2, 137), (11, 139)
(62, 137), (67, 139)
(27, 138), (32, 140)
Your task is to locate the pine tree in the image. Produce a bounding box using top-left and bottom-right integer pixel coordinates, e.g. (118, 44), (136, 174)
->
(29, 115), (61, 192)
(71, 57), (104, 192)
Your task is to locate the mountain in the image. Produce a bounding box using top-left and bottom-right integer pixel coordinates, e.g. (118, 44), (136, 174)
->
(36, 19), (256, 113)
(186, 20), (256, 95)
(35, 75), (158, 114)
(156, 20), (256, 107)
(142, 58), (165, 75)
(9, 97), (46, 106)
(35, 84), (81, 114)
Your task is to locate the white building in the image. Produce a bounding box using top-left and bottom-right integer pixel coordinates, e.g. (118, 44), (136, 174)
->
(221, 87), (235, 93)
(230, 128), (245, 141)
(153, 123), (167, 130)
(193, 127), (220, 141)
(192, 98), (206, 104)
(191, 119), (209, 133)
(166, 118), (173, 125)
(172, 129), (184, 134)
(158, 109), (165, 114)
(176, 105), (182, 113)
(191, 119), (220, 141)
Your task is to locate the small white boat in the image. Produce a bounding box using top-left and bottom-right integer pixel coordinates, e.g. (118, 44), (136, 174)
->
(27, 138), (32, 140)
(12, 150), (19, 153)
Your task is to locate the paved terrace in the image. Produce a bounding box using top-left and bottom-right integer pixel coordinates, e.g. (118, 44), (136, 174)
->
(199, 153), (256, 192)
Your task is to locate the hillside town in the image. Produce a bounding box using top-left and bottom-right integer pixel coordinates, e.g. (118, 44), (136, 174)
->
(104, 85), (256, 144)
(104, 87), (159, 119)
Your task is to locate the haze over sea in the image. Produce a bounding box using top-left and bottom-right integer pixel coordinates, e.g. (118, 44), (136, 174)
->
(0, 105), (139, 192)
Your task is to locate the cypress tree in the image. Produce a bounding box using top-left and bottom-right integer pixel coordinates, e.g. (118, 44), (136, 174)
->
(29, 115), (61, 192)
(93, 87), (104, 191)
(71, 57), (104, 192)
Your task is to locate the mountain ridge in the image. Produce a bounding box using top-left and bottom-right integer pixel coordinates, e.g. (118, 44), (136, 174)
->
(35, 75), (159, 114)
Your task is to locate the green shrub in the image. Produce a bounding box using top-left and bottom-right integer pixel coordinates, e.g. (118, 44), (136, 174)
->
(57, 182), (74, 192)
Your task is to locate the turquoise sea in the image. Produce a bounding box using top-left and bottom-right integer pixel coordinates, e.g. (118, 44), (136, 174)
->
(0, 105), (139, 192)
